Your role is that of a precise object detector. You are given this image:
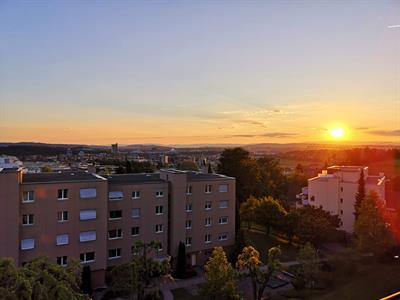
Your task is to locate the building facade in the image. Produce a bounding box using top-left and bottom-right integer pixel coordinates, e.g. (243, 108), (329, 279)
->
(0, 168), (235, 287)
(297, 166), (385, 233)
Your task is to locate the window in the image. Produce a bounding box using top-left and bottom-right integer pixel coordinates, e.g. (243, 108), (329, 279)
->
(340, 198), (343, 204)
(132, 190), (141, 199)
(310, 196), (315, 202)
(131, 226), (140, 236)
(57, 256), (68, 266)
(185, 220), (192, 229)
(205, 201), (212, 210)
(186, 203), (192, 212)
(109, 210), (122, 220)
(218, 233), (228, 241)
(80, 209), (96, 220)
(155, 224), (163, 233)
(80, 252), (95, 263)
(108, 248), (122, 259)
(219, 184), (228, 193)
(219, 216), (228, 224)
(109, 191), (123, 201)
(186, 186), (192, 195)
(341, 187), (343, 192)
(156, 191), (164, 198)
(205, 233), (211, 243)
(185, 237), (192, 246)
(340, 210), (343, 215)
(205, 217), (212, 227)
(56, 234), (69, 246)
(80, 188), (97, 199)
(21, 239), (35, 250)
(108, 229), (123, 240)
(57, 211), (69, 222)
(22, 191), (34, 203)
(22, 214), (34, 226)
(219, 200), (228, 209)
(156, 205), (164, 215)
(205, 185), (212, 193)
(58, 189), (68, 200)
(79, 231), (96, 242)
(157, 243), (163, 252)
(132, 208), (140, 218)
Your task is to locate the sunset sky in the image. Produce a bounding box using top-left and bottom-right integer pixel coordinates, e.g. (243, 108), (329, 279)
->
(0, 1), (399, 145)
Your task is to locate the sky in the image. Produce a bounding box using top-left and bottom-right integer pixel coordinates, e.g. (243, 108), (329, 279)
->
(0, 0), (399, 145)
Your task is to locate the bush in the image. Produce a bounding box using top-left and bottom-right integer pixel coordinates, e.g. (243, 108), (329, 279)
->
(172, 268), (197, 279)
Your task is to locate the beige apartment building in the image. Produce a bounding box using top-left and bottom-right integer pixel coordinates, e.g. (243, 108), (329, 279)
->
(0, 168), (235, 287)
(297, 166), (385, 233)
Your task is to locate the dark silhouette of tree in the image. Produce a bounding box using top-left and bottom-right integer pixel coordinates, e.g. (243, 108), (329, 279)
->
(207, 163), (212, 174)
(81, 265), (92, 295)
(354, 168), (366, 220)
(176, 241), (186, 277)
(255, 196), (287, 236)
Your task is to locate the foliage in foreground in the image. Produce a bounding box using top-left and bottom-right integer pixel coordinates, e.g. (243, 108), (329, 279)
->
(0, 257), (88, 300)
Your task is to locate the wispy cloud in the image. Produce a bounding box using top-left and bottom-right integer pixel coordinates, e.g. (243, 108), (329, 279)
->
(228, 132), (298, 138)
(367, 129), (400, 136)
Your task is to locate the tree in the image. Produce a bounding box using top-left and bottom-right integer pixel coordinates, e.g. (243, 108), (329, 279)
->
(0, 257), (88, 300)
(236, 246), (281, 300)
(354, 168), (366, 220)
(176, 241), (186, 278)
(256, 157), (288, 201)
(282, 210), (300, 245)
(294, 206), (340, 245)
(255, 196), (287, 236)
(207, 163), (213, 174)
(111, 241), (170, 300)
(239, 196), (260, 231)
(125, 159), (132, 173)
(177, 160), (198, 171)
(354, 191), (394, 256)
(200, 247), (240, 300)
(297, 243), (320, 289)
(80, 265), (92, 296)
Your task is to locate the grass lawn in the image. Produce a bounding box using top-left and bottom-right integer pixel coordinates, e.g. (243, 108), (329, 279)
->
(244, 229), (299, 262)
(171, 288), (206, 300)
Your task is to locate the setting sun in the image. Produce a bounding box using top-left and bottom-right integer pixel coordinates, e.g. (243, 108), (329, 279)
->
(330, 127), (345, 139)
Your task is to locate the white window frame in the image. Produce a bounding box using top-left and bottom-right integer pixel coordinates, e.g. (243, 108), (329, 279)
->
(155, 224), (163, 233)
(185, 237), (192, 247)
(80, 188), (97, 199)
(21, 239), (35, 250)
(186, 186), (192, 195)
(108, 248), (122, 260)
(58, 189), (68, 200)
(156, 190), (164, 198)
(131, 226), (140, 236)
(80, 252), (95, 263)
(22, 214), (34, 226)
(57, 256), (68, 266)
(205, 217), (212, 227)
(218, 233), (228, 241)
(205, 233), (211, 243)
(79, 231), (97, 243)
(219, 200), (228, 209)
(132, 190), (141, 199)
(109, 210), (122, 220)
(205, 185), (212, 193)
(109, 191), (124, 201)
(80, 209), (97, 220)
(57, 211), (69, 222)
(22, 191), (34, 203)
(205, 201), (212, 210)
(219, 216), (228, 225)
(108, 229), (123, 240)
(185, 220), (192, 229)
(132, 208), (141, 218)
(219, 184), (228, 193)
(156, 205), (164, 215)
(56, 234), (69, 246)
(186, 203), (192, 212)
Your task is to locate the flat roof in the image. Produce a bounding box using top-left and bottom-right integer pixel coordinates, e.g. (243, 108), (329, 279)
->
(106, 173), (166, 185)
(23, 171), (106, 184)
(186, 171), (235, 181)
(327, 166), (367, 172)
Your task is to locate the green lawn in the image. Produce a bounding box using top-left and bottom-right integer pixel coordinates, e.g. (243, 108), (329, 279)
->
(171, 288), (206, 300)
(244, 229), (299, 263)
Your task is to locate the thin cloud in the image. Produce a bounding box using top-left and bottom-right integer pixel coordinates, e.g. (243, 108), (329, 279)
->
(388, 25), (400, 28)
(367, 129), (400, 136)
(228, 132), (298, 138)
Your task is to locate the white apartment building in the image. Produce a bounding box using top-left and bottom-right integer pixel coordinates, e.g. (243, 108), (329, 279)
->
(297, 166), (386, 233)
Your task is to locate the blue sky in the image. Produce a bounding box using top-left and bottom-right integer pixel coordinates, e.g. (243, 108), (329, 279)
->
(0, 0), (399, 144)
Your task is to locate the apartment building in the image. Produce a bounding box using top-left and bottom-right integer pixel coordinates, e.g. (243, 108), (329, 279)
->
(297, 166), (385, 233)
(0, 168), (235, 287)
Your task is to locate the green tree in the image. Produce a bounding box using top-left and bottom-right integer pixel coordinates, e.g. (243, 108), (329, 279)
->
(111, 241), (170, 300)
(200, 247), (240, 300)
(236, 246), (281, 300)
(175, 241), (186, 278)
(177, 160), (198, 171)
(297, 243), (320, 289)
(354, 191), (394, 256)
(80, 265), (92, 296)
(255, 196), (287, 236)
(282, 210), (300, 245)
(354, 168), (366, 220)
(294, 206), (340, 245)
(239, 196), (260, 231)
(256, 157), (288, 201)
